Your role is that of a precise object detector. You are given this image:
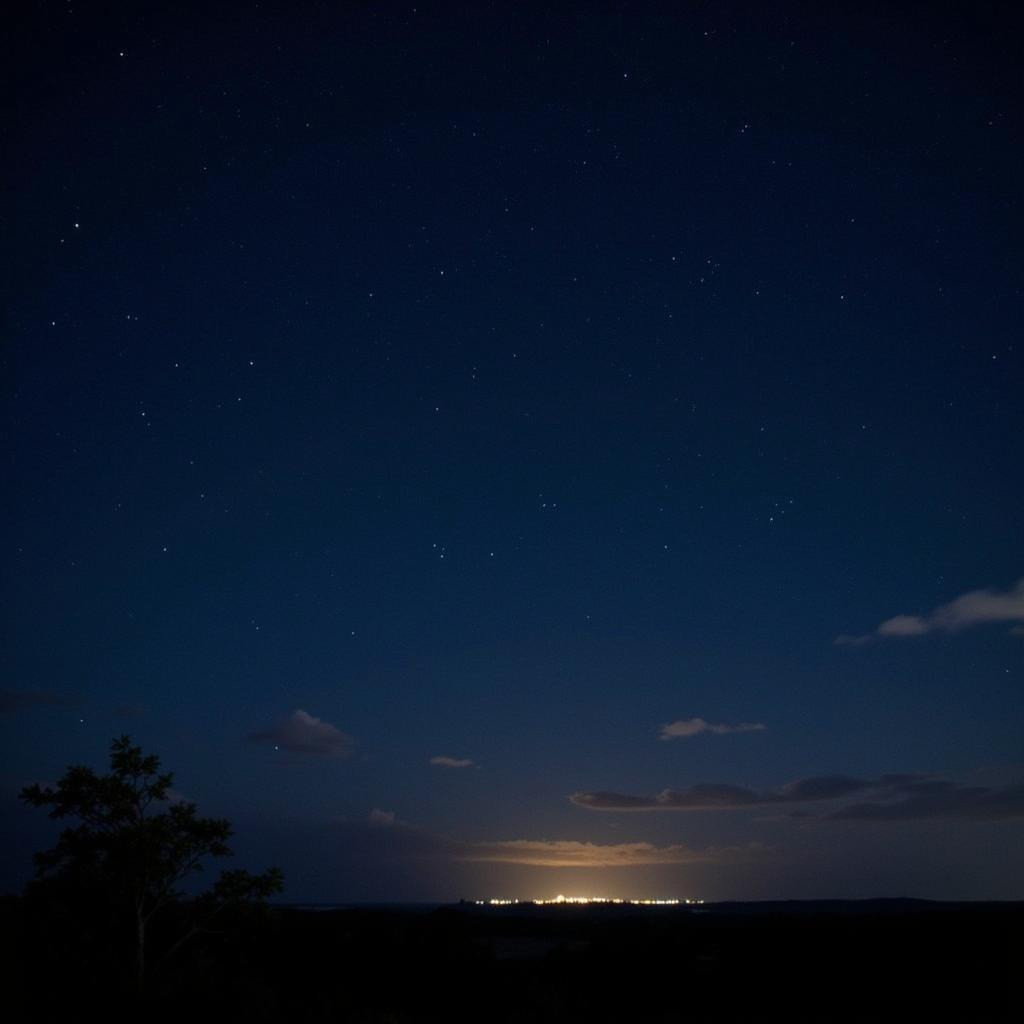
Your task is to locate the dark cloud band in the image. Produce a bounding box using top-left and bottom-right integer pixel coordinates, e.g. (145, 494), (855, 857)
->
(571, 774), (1024, 822)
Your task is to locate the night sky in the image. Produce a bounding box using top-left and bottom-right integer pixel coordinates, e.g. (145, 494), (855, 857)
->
(3, 2), (1022, 902)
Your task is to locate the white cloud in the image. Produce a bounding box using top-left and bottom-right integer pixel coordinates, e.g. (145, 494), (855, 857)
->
(923, 578), (1024, 631)
(429, 755), (476, 768)
(249, 709), (354, 758)
(368, 808), (397, 826)
(660, 717), (766, 740)
(876, 614), (930, 637)
(838, 578), (1024, 645)
(833, 633), (872, 647)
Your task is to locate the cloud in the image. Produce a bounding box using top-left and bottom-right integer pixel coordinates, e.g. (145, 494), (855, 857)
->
(877, 615), (930, 637)
(572, 784), (762, 811)
(292, 814), (748, 867)
(780, 775), (876, 801)
(249, 709), (354, 758)
(0, 690), (74, 713)
(456, 838), (753, 868)
(429, 755), (476, 768)
(573, 774), (901, 806)
(833, 633), (873, 647)
(838, 578), (1024, 644)
(571, 773), (1024, 823)
(660, 717), (766, 740)
(823, 780), (1024, 823)
(570, 775), (876, 811)
(240, 814), (766, 904)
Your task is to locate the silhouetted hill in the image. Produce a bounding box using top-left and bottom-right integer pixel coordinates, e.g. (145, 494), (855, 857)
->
(2, 896), (1018, 1022)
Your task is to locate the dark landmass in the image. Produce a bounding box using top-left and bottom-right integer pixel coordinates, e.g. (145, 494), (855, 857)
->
(2, 896), (1017, 1022)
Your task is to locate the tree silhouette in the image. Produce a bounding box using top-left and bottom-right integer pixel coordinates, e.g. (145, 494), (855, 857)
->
(20, 735), (283, 992)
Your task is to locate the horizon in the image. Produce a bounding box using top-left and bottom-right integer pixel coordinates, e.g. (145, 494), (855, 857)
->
(166, 893), (1024, 908)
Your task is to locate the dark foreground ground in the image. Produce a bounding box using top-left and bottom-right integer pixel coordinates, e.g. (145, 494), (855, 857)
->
(2, 897), (1018, 1022)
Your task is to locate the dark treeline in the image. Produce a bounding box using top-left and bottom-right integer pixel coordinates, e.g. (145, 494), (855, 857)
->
(1, 897), (1017, 1022)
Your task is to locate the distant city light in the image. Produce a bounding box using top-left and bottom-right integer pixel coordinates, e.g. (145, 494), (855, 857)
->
(474, 894), (702, 906)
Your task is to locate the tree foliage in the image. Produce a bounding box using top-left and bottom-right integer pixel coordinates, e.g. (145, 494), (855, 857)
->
(20, 735), (283, 991)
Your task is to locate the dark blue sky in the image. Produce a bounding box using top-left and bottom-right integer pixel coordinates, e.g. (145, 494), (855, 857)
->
(3, 1), (1022, 901)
